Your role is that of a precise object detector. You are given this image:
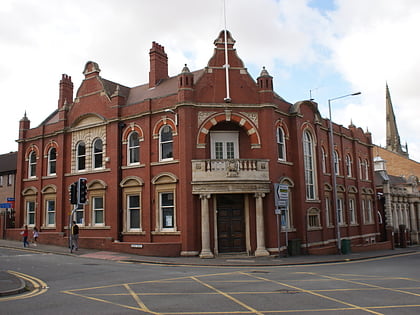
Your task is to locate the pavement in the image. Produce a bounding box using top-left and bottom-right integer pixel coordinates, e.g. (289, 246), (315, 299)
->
(1, 238), (419, 297)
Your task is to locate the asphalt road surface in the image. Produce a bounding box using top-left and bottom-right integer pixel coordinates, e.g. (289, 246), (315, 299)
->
(1, 247), (420, 314)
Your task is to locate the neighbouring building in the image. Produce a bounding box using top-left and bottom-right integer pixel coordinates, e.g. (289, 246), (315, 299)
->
(0, 151), (17, 235)
(374, 84), (420, 246)
(10, 31), (382, 257)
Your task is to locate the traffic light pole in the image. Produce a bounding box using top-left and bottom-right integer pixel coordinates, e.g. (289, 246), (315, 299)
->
(69, 204), (78, 253)
(68, 178), (87, 253)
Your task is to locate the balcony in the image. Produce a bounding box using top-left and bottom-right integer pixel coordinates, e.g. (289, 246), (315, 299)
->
(191, 159), (270, 183)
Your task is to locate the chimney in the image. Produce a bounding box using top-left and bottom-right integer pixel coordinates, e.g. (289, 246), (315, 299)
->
(149, 42), (168, 88)
(58, 74), (73, 108)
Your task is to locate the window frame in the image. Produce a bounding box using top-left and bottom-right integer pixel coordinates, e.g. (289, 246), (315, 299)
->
(74, 204), (84, 225)
(28, 151), (37, 178)
(26, 200), (36, 226)
(47, 147), (57, 176)
(45, 199), (56, 227)
(308, 208), (321, 229)
(76, 141), (86, 171)
(128, 131), (140, 165)
(364, 159), (369, 180)
(325, 196), (332, 227)
(345, 154), (352, 177)
(92, 195), (105, 226)
(159, 125), (173, 162)
(127, 194), (141, 231)
(159, 191), (175, 232)
(349, 198), (357, 224)
(92, 138), (104, 169)
(277, 126), (286, 161)
(333, 150), (340, 175)
(337, 197), (344, 225)
(321, 147), (327, 174)
(303, 130), (316, 200)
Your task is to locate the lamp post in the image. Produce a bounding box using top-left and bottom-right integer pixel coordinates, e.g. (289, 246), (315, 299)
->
(328, 92), (361, 254)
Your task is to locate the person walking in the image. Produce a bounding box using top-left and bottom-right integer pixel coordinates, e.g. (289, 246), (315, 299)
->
(21, 225), (29, 247)
(72, 221), (79, 250)
(32, 227), (39, 246)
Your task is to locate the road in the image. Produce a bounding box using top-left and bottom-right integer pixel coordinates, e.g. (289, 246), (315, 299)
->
(1, 247), (420, 314)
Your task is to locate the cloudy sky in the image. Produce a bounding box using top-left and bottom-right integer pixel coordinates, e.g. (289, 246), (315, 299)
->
(1, 0), (419, 162)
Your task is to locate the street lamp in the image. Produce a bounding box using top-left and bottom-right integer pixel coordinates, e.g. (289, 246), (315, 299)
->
(328, 92), (361, 254)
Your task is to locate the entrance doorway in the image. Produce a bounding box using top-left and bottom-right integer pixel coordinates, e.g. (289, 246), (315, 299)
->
(217, 194), (245, 253)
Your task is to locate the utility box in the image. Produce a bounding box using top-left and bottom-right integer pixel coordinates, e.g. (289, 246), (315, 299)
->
(341, 239), (351, 254)
(288, 239), (301, 256)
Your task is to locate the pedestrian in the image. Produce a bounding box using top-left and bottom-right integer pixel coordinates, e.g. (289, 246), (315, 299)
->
(32, 226), (39, 246)
(21, 225), (29, 247)
(72, 221), (79, 250)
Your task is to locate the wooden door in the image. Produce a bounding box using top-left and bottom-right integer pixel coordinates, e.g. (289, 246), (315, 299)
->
(217, 194), (245, 253)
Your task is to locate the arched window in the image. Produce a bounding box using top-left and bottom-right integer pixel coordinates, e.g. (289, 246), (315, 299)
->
(345, 154), (352, 177)
(321, 147), (327, 173)
(128, 132), (140, 165)
(359, 158), (363, 179)
(349, 198), (357, 224)
(364, 159), (369, 180)
(303, 130), (316, 200)
(333, 150), (340, 175)
(76, 141), (86, 171)
(28, 151), (37, 178)
(48, 147), (57, 176)
(93, 138), (103, 169)
(308, 208), (321, 229)
(159, 125), (173, 161)
(276, 127), (286, 161)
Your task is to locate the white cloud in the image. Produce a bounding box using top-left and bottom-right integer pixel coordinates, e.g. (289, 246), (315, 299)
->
(328, 0), (420, 161)
(0, 0), (419, 162)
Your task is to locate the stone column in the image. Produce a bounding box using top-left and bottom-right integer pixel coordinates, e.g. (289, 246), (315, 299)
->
(254, 192), (270, 257)
(409, 201), (419, 244)
(199, 194), (214, 258)
(383, 182), (393, 228)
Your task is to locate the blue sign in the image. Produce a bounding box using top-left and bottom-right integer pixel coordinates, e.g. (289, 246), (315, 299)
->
(7, 197), (15, 202)
(0, 203), (12, 208)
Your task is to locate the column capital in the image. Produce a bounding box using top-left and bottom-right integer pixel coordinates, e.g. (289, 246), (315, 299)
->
(254, 192), (266, 199)
(200, 194), (211, 200)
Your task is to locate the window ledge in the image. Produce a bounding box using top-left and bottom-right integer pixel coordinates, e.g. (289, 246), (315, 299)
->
(65, 168), (111, 176)
(151, 160), (179, 166)
(277, 160), (293, 166)
(40, 226), (56, 230)
(306, 199), (321, 204)
(87, 225), (111, 229)
(23, 177), (38, 182)
(122, 231), (146, 235)
(122, 164), (146, 170)
(308, 227), (323, 231)
(151, 231), (180, 235)
(42, 175), (57, 179)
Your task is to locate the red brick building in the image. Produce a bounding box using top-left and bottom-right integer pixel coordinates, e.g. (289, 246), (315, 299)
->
(11, 31), (381, 256)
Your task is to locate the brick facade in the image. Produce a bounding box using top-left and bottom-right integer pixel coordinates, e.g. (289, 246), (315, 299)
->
(10, 31), (382, 256)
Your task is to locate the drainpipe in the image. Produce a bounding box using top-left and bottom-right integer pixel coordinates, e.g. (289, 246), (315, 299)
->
(117, 122), (125, 241)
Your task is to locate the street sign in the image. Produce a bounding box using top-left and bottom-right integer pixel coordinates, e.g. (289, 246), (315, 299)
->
(0, 203), (12, 208)
(7, 197), (15, 202)
(274, 183), (289, 210)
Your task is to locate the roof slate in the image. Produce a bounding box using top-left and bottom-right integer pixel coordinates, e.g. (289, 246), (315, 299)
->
(0, 152), (17, 173)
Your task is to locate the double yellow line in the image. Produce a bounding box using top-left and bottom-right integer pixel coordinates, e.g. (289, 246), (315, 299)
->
(0, 270), (48, 301)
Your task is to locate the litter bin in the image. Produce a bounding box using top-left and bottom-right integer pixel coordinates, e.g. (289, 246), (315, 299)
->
(288, 239), (301, 256)
(341, 239), (351, 254)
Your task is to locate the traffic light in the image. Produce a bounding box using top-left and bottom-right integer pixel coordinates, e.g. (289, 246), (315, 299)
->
(78, 178), (88, 204)
(69, 182), (78, 205)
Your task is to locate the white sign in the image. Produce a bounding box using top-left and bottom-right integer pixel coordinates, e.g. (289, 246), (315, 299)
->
(274, 183), (289, 209)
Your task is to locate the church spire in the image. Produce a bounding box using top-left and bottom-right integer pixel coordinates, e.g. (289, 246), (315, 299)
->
(385, 83), (408, 158)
